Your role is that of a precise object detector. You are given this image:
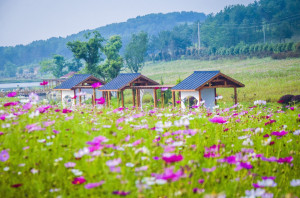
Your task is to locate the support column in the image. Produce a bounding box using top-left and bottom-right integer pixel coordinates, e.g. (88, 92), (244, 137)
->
(74, 89), (76, 105)
(198, 90), (202, 107)
(132, 89), (136, 107)
(79, 88), (81, 105)
(161, 91), (164, 108)
(93, 88), (96, 106)
(117, 91), (120, 107)
(121, 90), (124, 107)
(215, 88), (217, 105)
(172, 91), (175, 107)
(61, 90), (63, 105)
(136, 89), (140, 108)
(108, 91), (111, 107)
(153, 89), (157, 108)
(234, 87), (237, 104)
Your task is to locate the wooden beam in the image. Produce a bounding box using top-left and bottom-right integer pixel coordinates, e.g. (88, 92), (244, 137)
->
(108, 91), (111, 107)
(121, 90), (124, 107)
(136, 89), (140, 108)
(117, 91), (120, 107)
(153, 89), (157, 108)
(132, 89), (136, 107)
(234, 87), (237, 104)
(93, 88), (96, 106)
(172, 91), (175, 107)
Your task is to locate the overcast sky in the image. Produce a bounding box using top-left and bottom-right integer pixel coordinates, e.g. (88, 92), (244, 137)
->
(0, 0), (255, 47)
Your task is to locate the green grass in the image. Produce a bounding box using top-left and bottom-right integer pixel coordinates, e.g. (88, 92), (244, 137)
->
(140, 57), (300, 103)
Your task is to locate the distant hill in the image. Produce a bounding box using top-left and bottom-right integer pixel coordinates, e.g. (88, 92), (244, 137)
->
(0, 11), (206, 68)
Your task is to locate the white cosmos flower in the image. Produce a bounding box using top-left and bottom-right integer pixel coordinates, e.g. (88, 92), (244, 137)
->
(290, 179), (300, 187)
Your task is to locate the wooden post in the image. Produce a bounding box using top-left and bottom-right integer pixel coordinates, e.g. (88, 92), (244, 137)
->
(153, 89), (157, 108)
(234, 87), (237, 104)
(172, 91), (175, 107)
(178, 91), (181, 108)
(198, 90), (201, 107)
(74, 89), (76, 105)
(108, 91), (111, 107)
(93, 88), (96, 106)
(215, 88), (217, 105)
(161, 91), (164, 108)
(61, 90), (63, 105)
(136, 89), (140, 108)
(117, 91), (120, 107)
(132, 89), (136, 107)
(79, 88), (81, 105)
(109, 91), (111, 101)
(121, 90), (124, 107)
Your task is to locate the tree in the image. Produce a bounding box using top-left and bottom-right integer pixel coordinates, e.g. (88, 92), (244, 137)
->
(52, 55), (68, 78)
(124, 32), (148, 73)
(67, 31), (104, 77)
(67, 58), (83, 72)
(100, 35), (123, 81)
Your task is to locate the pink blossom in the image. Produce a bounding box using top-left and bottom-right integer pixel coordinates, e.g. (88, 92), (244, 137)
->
(198, 179), (205, 184)
(0, 150), (9, 162)
(271, 131), (288, 137)
(95, 97), (105, 105)
(91, 82), (101, 88)
(40, 81), (48, 86)
(86, 136), (107, 146)
(265, 119), (276, 125)
(106, 158), (121, 167)
(162, 153), (183, 163)
(132, 139), (142, 146)
(4, 101), (19, 107)
(277, 156), (293, 164)
(176, 100), (181, 104)
(22, 103), (32, 110)
(53, 129), (60, 134)
(152, 167), (185, 182)
(7, 92), (17, 97)
(209, 117), (227, 124)
(0, 114), (5, 121)
(112, 191), (130, 196)
(62, 109), (72, 113)
(43, 120), (55, 127)
(161, 87), (168, 91)
(109, 166), (121, 173)
(72, 176), (86, 185)
(64, 162), (76, 168)
(290, 107), (294, 111)
(85, 181), (105, 189)
(202, 166), (216, 172)
(124, 135), (130, 142)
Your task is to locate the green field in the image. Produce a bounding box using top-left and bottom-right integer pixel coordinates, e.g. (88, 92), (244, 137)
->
(140, 57), (300, 104)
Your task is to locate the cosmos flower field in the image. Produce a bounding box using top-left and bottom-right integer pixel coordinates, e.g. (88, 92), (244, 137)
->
(0, 94), (299, 197)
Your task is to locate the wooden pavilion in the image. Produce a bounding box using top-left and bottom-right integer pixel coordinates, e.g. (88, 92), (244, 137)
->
(53, 74), (105, 106)
(171, 71), (245, 110)
(99, 73), (173, 108)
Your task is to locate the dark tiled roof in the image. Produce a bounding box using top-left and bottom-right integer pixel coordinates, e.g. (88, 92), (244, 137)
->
(171, 71), (220, 90)
(53, 74), (92, 90)
(99, 73), (141, 90)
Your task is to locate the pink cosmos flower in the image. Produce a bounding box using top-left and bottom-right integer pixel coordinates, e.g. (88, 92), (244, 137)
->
(0, 115), (5, 121)
(152, 167), (185, 182)
(95, 97), (105, 105)
(7, 92), (17, 97)
(132, 139), (142, 146)
(112, 191), (131, 196)
(202, 166), (216, 172)
(271, 131), (288, 137)
(193, 188), (205, 194)
(161, 87), (168, 91)
(62, 109), (72, 113)
(40, 81), (48, 86)
(86, 136), (107, 146)
(162, 153), (183, 163)
(53, 129), (60, 134)
(198, 179), (205, 184)
(277, 156), (293, 164)
(85, 181), (105, 189)
(91, 82), (101, 88)
(106, 158), (122, 167)
(0, 150), (9, 162)
(22, 103), (32, 110)
(72, 176), (86, 185)
(262, 176), (276, 180)
(109, 166), (121, 173)
(209, 117), (227, 124)
(43, 120), (55, 127)
(64, 162), (76, 168)
(290, 107), (294, 111)
(176, 100), (181, 104)
(4, 102), (19, 107)
(265, 119), (276, 125)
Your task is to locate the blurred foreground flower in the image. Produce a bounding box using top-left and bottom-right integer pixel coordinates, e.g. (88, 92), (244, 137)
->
(72, 176), (86, 185)
(91, 82), (101, 88)
(7, 92), (17, 97)
(0, 150), (9, 162)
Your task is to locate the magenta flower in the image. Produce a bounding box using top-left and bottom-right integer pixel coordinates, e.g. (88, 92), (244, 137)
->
(112, 191), (131, 196)
(0, 150), (9, 162)
(22, 102), (32, 110)
(7, 92), (17, 97)
(85, 181), (105, 189)
(72, 176), (86, 185)
(86, 136), (107, 146)
(62, 109), (72, 113)
(0, 115), (5, 121)
(209, 117), (227, 124)
(290, 107), (294, 111)
(161, 87), (168, 91)
(265, 119), (276, 125)
(198, 179), (205, 184)
(240, 162), (253, 169)
(277, 156), (293, 164)
(64, 162), (76, 168)
(40, 81), (48, 86)
(271, 131), (288, 137)
(95, 97), (105, 105)
(152, 167), (185, 182)
(162, 153), (183, 163)
(106, 158), (122, 167)
(262, 176), (276, 180)
(91, 82), (101, 88)
(175, 100), (181, 104)
(4, 102), (19, 107)
(109, 166), (121, 173)
(53, 129), (60, 134)
(132, 139), (142, 146)
(43, 120), (55, 127)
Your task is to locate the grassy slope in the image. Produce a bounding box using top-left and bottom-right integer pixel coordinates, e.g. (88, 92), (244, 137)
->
(140, 57), (300, 104)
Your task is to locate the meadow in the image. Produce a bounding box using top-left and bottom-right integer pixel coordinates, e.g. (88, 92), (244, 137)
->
(141, 57), (300, 104)
(0, 92), (299, 197)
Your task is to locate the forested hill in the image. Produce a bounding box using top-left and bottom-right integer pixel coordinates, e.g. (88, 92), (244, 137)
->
(0, 12), (206, 67)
